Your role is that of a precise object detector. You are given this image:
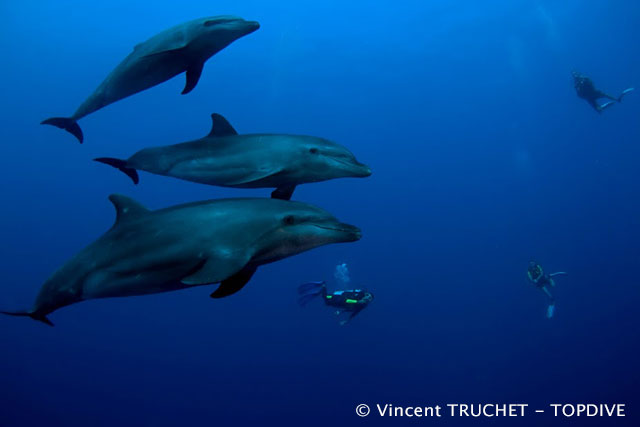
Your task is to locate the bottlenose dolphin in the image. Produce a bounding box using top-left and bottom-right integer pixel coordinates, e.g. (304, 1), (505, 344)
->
(95, 114), (372, 200)
(1, 195), (361, 326)
(41, 16), (260, 143)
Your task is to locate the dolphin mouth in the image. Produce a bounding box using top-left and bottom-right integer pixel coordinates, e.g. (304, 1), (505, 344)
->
(313, 223), (362, 240)
(244, 21), (261, 33)
(356, 163), (372, 177)
(329, 157), (372, 177)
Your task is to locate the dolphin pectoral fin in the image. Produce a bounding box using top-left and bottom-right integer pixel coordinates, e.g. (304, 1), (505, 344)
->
(210, 266), (257, 299)
(225, 167), (283, 186)
(41, 117), (83, 143)
(1, 310), (54, 327)
(182, 62), (204, 95)
(181, 253), (251, 286)
(271, 185), (296, 200)
(140, 46), (186, 60)
(207, 113), (238, 137)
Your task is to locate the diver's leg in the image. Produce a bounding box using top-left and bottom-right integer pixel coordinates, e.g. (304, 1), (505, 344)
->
(297, 281), (327, 307)
(549, 272), (567, 278)
(595, 91), (619, 111)
(587, 99), (603, 113)
(541, 286), (556, 318)
(597, 90), (618, 102)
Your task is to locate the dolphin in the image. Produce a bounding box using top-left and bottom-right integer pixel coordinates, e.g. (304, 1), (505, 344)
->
(1, 195), (361, 326)
(95, 113), (372, 200)
(41, 16), (260, 143)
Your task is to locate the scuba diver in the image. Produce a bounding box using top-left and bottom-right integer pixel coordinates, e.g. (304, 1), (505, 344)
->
(572, 71), (634, 113)
(527, 261), (567, 319)
(298, 281), (373, 325)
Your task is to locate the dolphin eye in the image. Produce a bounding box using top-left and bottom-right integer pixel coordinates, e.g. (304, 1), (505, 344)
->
(283, 215), (296, 225)
(309, 148), (319, 154)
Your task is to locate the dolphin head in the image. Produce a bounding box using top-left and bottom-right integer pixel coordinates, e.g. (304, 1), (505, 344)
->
(189, 16), (260, 55)
(251, 200), (362, 265)
(293, 137), (372, 182)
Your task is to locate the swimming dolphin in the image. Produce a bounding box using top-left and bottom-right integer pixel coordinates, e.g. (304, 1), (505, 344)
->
(95, 113), (372, 200)
(41, 16), (260, 143)
(1, 195), (361, 326)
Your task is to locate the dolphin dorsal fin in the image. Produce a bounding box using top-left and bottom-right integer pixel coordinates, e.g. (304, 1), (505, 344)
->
(108, 194), (149, 225)
(208, 114), (238, 137)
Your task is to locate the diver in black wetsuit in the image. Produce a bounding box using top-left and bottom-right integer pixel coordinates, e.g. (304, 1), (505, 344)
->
(572, 71), (634, 113)
(298, 281), (373, 325)
(527, 261), (567, 318)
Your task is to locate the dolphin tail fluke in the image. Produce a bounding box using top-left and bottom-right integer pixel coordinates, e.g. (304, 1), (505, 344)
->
(94, 157), (139, 184)
(1, 310), (54, 327)
(41, 117), (83, 143)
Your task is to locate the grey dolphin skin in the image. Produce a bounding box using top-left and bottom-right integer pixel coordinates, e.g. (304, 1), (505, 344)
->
(41, 16), (260, 143)
(95, 114), (372, 200)
(1, 195), (361, 326)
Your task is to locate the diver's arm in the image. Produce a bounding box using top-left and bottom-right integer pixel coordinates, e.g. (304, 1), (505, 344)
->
(349, 305), (367, 321)
(340, 306), (366, 326)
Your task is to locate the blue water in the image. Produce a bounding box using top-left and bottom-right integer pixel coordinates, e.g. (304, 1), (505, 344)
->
(1, 1), (639, 426)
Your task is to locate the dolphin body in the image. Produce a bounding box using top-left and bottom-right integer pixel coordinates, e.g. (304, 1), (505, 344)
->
(41, 16), (260, 143)
(95, 114), (372, 200)
(1, 195), (361, 326)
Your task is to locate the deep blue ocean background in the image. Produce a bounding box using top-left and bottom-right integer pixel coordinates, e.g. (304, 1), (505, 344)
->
(1, 1), (639, 426)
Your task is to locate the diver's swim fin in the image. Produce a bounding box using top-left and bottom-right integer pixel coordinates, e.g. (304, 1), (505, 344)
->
(298, 294), (320, 307)
(619, 87), (634, 102)
(600, 101), (616, 111)
(1, 310), (54, 326)
(298, 281), (325, 295)
(94, 157), (140, 184)
(297, 282), (326, 306)
(546, 304), (555, 319)
(41, 117), (83, 143)
(210, 266), (257, 298)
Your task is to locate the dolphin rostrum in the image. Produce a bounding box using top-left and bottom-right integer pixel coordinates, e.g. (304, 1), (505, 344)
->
(95, 113), (372, 200)
(1, 195), (361, 326)
(41, 16), (260, 143)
